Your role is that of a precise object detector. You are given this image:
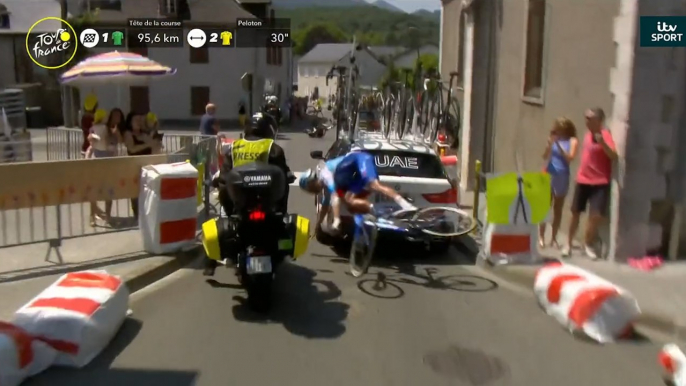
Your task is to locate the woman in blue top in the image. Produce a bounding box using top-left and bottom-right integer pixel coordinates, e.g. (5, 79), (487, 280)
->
(539, 117), (578, 249)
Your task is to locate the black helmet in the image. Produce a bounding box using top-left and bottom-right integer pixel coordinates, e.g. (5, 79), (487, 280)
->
(247, 112), (275, 138)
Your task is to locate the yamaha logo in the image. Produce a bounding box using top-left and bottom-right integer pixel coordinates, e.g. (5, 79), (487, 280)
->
(244, 175), (271, 183)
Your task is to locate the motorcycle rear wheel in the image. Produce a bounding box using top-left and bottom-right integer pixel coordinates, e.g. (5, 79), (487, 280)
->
(245, 273), (273, 313)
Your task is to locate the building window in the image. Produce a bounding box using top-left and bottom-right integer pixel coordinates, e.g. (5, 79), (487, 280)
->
(0, 13), (9, 29)
(190, 86), (210, 116)
(127, 29), (147, 56)
(190, 46), (208, 63)
(522, 0), (547, 102)
(159, 0), (176, 15)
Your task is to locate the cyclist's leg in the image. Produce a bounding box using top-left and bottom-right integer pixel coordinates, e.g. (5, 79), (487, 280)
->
(343, 191), (373, 214)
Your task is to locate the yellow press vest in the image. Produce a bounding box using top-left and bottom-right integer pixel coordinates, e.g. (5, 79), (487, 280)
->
(230, 138), (274, 167)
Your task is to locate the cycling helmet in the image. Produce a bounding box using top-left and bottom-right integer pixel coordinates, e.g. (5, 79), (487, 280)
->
(298, 168), (318, 190)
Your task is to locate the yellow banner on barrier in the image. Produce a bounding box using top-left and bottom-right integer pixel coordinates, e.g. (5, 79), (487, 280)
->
(486, 172), (551, 225)
(0, 155), (168, 210)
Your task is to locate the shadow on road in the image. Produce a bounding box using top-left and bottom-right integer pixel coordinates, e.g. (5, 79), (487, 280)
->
(24, 318), (198, 386)
(230, 263), (349, 339)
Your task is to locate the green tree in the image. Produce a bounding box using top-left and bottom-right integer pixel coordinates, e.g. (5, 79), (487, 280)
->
(279, 6), (439, 51)
(292, 23), (348, 55)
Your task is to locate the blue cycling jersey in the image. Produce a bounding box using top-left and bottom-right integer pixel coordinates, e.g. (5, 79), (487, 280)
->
(333, 152), (379, 194)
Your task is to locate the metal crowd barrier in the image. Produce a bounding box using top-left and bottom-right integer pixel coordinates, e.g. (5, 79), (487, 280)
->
(0, 136), (219, 259)
(45, 127), (213, 160)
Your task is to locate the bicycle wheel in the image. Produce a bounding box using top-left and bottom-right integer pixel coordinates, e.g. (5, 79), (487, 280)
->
(411, 207), (477, 237)
(349, 216), (378, 278)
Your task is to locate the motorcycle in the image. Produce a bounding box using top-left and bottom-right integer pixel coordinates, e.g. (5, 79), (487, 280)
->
(201, 163), (310, 312)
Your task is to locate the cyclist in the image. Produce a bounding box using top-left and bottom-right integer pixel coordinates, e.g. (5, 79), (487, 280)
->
(299, 151), (416, 231)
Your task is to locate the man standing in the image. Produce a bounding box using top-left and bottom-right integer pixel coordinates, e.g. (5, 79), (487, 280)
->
(563, 107), (617, 259)
(200, 103), (219, 135)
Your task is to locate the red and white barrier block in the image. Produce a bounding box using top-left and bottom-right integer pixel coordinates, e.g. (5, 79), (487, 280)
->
(533, 262), (640, 343)
(12, 271), (130, 368)
(660, 344), (686, 386)
(0, 322), (56, 386)
(140, 162), (198, 254)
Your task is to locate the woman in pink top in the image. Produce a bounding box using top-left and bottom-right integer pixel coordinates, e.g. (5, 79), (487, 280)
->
(563, 108), (618, 259)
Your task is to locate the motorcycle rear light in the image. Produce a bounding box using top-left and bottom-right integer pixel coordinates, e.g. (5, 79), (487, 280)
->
(422, 188), (457, 204)
(438, 133), (447, 143)
(248, 210), (266, 221)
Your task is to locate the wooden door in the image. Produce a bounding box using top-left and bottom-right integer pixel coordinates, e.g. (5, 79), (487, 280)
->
(130, 86), (150, 113)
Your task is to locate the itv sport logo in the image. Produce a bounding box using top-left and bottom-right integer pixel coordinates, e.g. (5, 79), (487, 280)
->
(640, 16), (686, 47)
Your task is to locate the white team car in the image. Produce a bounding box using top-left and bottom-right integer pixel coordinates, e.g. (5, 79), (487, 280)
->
(309, 133), (460, 250)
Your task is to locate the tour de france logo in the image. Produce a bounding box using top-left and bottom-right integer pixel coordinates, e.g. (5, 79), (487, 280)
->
(25, 17), (78, 70)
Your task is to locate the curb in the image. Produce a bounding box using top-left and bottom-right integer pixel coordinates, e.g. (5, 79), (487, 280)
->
(123, 245), (201, 294)
(481, 261), (686, 337)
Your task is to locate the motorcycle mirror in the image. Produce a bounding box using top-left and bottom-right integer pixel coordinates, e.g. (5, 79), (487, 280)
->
(310, 150), (324, 159)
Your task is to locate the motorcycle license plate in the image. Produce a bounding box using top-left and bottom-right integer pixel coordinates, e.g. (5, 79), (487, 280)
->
(246, 255), (272, 274)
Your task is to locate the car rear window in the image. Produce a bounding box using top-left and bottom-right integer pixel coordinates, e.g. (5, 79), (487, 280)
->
(366, 150), (447, 179)
(359, 111), (376, 121)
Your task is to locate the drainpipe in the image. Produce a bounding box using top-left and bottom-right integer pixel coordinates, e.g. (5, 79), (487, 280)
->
(438, 5), (443, 68)
(482, 0), (499, 172)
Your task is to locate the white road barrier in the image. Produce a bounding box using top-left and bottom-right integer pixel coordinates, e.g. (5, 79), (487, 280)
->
(533, 262), (640, 343)
(12, 271), (130, 367)
(660, 344), (686, 386)
(140, 162), (199, 254)
(0, 322), (56, 386)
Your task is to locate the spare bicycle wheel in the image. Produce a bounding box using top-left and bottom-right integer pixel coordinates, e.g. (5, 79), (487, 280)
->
(349, 219), (378, 278)
(411, 207), (477, 237)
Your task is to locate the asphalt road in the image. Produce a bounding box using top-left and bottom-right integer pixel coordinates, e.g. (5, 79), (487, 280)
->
(24, 131), (665, 385)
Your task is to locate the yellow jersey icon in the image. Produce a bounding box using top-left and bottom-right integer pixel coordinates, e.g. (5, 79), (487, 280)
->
(220, 31), (232, 46)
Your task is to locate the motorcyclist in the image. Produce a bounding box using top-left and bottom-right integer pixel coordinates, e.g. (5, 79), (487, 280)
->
(262, 95), (281, 130)
(204, 112), (292, 276)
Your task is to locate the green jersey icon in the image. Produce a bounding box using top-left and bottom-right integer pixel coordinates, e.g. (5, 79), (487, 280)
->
(112, 31), (124, 46)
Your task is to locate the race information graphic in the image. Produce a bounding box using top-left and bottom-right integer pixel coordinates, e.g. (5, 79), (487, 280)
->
(205, 28), (236, 48)
(79, 28), (127, 48)
(235, 18), (291, 47)
(128, 28), (184, 48)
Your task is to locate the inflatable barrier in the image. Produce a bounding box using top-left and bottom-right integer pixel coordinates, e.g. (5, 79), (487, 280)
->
(482, 223), (538, 265)
(0, 322), (56, 386)
(533, 262), (640, 343)
(660, 344), (686, 386)
(12, 271), (130, 367)
(140, 162), (198, 254)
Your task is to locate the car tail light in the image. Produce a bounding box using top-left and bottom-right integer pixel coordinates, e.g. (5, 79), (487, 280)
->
(248, 209), (266, 221)
(422, 188), (457, 204)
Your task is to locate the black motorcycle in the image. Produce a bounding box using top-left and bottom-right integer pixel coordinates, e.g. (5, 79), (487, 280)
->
(201, 163), (310, 312)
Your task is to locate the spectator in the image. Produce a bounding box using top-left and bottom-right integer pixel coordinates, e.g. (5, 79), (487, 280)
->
(145, 112), (164, 154)
(238, 102), (247, 129)
(86, 108), (110, 225)
(200, 103), (219, 135)
(563, 108), (617, 259)
(539, 117), (578, 249)
(80, 94), (98, 156)
(122, 112), (156, 220)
